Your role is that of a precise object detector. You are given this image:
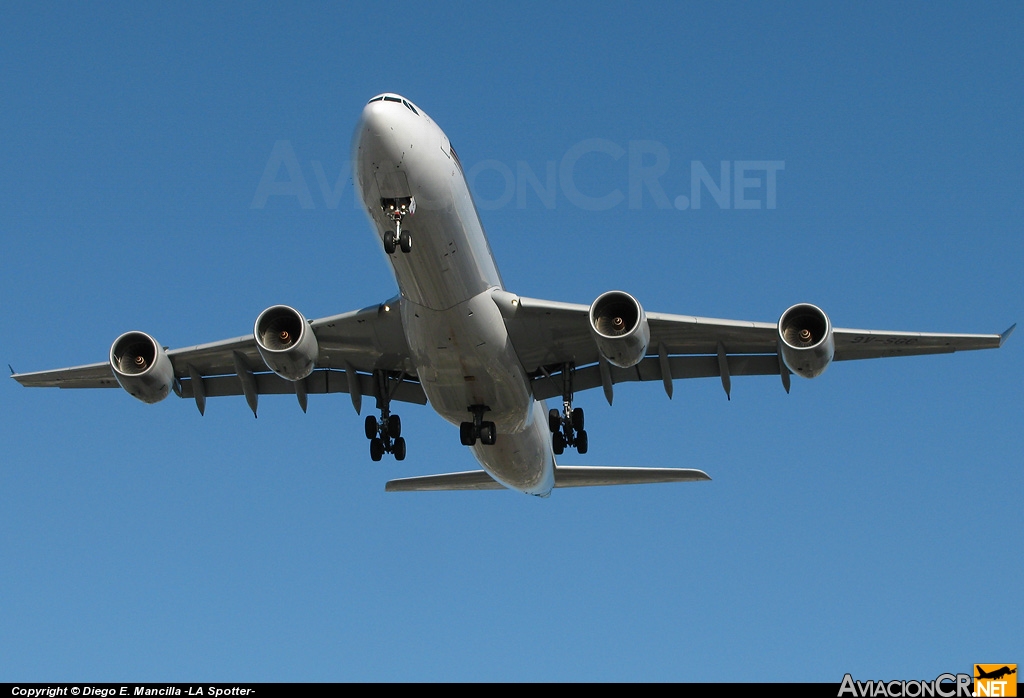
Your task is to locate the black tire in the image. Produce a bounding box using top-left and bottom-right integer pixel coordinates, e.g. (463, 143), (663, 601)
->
(364, 415), (378, 440)
(388, 414), (402, 438)
(370, 437), (384, 461)
(383, 231), (397, 254)
(480, 422), (496, 446)
(552, 432), (565, 455)
(460, 422), (476, 446)
(399, 230), (412, 253)
(571, 407), (585, 432)
(393, 436), (406, 461)
(548, 408), (561, 433)
(576, 429), (588, 455)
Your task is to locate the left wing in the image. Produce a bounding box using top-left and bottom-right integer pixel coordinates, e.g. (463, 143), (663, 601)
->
(494, 291), (1013, 402)
(12, 298), (426, 415)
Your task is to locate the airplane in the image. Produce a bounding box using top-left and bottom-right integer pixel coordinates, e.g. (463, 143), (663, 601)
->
(12, 93), (1015, 496)
(975, 666), (1016, 681)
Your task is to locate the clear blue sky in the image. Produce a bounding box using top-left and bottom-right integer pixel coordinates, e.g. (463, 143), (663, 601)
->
(1, 1), (1020, 682)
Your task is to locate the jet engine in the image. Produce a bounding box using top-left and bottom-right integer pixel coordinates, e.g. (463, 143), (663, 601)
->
(109, 331), (175, 403)
(589, 290), (650, 368)
(254, 305), (318, 381)
(778, 303), (835, 378)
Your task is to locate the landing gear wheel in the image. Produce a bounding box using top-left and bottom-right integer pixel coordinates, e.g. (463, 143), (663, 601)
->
(548, 408), (561, 433)
(479, 422), (497, 446)
(399, 230), (412, 253)
(383, 231), (397, 255)
(367, 370), (410, 461)
(370, 437), (385, 462)
(552, 432), (565, 455)
(549, 364), (589, 454)
(571, 407), (585, 431)
(460, 422), (476, 446)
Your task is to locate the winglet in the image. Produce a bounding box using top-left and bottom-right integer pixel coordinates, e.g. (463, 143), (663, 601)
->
(7, 364), (14, 376)
(999, 324), (1016, 347)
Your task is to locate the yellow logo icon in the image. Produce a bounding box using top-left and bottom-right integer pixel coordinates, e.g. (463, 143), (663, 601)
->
(975, 665), (1017, 697)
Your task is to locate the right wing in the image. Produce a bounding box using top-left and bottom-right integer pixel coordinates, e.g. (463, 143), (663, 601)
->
(11, 297), (425, 415)
(494, 292), (1012, 402)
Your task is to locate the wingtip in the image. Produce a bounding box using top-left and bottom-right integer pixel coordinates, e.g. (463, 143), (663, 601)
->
(999, 323), (1016, 347)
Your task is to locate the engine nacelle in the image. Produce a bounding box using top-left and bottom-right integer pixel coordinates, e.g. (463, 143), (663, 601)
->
(589, 290), (650, 368)
(254, 305), (318, 381)
(778, 303), (835, 378)
(109, 331), (175, 404)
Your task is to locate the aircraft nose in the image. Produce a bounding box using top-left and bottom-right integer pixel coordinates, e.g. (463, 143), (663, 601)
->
(354, 95), (411, 162)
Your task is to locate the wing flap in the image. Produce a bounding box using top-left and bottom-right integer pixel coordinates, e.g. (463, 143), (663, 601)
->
(176, 368), (427, 404)
(532, 354), (781, 401)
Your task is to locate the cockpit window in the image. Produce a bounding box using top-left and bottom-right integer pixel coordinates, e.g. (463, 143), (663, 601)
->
(367, 95), (419, 116)
(450, 146), (463, 175)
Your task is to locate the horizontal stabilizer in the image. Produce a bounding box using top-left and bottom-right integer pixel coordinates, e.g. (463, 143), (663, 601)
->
(385, 470), (506, 491)
(553, 465), (710, 487)
(384, 466), (710, 492)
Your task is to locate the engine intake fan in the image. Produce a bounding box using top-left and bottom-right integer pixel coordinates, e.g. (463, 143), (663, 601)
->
(589, 290), (650, 368)
(254, 305), (318, 381)
(109, 331), (174, 403)
(778, 303), (834, 378)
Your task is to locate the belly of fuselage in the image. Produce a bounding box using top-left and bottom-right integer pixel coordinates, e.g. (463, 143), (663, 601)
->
(402, 293), (554, 495)
(402, 291), (532, 431)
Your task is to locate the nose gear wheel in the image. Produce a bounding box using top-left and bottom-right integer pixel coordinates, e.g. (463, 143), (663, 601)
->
(381, 197), (414, 255)
(460, 404), (496, 446)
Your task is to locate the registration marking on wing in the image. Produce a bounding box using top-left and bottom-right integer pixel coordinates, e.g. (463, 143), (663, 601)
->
(848, 336), (921, 345)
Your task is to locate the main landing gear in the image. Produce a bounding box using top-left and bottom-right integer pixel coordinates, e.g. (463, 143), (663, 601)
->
(460, 405), (497, 447)
(382, 197), (414, 255)
(548, 363), (588, 455)
(365, 370), (407, 461)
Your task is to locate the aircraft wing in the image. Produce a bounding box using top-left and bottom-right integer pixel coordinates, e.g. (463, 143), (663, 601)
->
(497, 292), (1013, 402)
(11, 298), (426, 415)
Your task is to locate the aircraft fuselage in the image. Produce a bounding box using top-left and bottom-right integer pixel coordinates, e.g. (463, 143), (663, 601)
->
(352, 94), (555, 495)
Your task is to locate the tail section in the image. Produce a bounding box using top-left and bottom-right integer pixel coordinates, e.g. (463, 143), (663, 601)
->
(385, 465), (710, 492)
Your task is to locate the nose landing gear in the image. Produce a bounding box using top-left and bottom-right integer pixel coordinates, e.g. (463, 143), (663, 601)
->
(460, 405), (497, 446)
(382, 197), (414, 254)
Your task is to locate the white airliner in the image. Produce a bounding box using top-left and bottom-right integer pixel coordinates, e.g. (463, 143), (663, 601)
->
(13, 93), (1015, 496)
